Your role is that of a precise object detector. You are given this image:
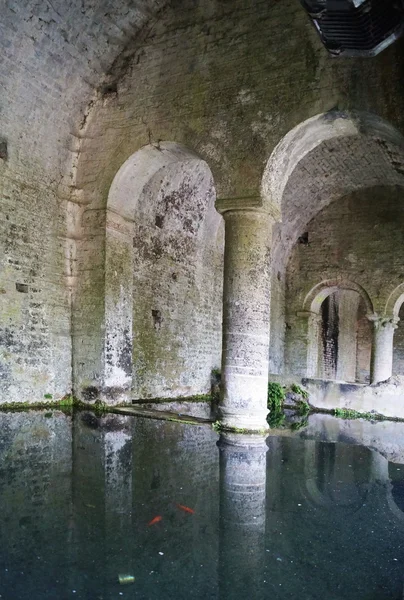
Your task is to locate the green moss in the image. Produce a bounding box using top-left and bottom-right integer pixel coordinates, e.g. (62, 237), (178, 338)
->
(58, 395), (75, 407)
(130, 393), (213, 405)
(212, 421), (268, 435)
(43, 393), (53, 400)
(333, 407), (383, 420)
(92, 400), (109, 414)
(0, 394), (78, 412)
(164, 415), (204, 426)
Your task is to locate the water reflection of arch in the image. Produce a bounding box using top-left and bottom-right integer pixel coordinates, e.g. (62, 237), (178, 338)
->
(387, 461), (404, 526)
(302, 441), (373, 511)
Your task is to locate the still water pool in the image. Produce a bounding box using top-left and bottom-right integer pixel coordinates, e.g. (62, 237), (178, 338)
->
(1, 410), (404, 599)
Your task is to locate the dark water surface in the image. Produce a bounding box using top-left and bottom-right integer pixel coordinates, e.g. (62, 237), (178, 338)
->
(1, 410), (404, 600)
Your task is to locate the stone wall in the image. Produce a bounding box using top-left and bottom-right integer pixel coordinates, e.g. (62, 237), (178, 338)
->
(72, 1), (404, 402)
(0, 0), (166, 403)
(285, 186), (404, 378)
(130, 160), (223, 399)
(3, 0), (404, 402)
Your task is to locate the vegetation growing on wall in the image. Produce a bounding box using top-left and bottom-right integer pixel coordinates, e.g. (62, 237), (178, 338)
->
(267, 382), (311, 429)
(267, 383), (286, 427)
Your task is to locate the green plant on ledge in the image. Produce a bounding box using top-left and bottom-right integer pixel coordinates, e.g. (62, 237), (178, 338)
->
(296, 398), (310, 416)
(267, 382), (286, 428)
(291, 384), (309, 400)
(291, 415), (309, 431)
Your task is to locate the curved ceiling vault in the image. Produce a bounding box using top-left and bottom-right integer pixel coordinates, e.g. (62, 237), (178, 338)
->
(0, 0), (168, 180)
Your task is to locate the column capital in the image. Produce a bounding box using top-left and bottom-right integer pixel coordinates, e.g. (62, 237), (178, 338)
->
(215, 195), (281, 221)
(367, 314), (400, 330)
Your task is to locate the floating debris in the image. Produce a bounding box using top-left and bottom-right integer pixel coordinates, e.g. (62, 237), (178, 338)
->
(148, 515), (162, 526)
(118, 574), (135, 585)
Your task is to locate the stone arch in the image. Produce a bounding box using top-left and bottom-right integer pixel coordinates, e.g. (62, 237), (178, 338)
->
(301, 280), (373, 380)
(262, 110), (404, 224)
(385, 283), (404, 320)
(106, 142), (203, 221)
(93, 142), (224, 403)
(303, 279), (374, 316)
(263, 110), (404, 376)
(385, 284), (404, 377)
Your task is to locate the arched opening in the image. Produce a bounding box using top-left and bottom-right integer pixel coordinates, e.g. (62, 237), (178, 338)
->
(393, 303), (404, 376)
(386, 285), (404, 377)
(76, 142), (224, 403)
(262, 111), (404, 380)
(301, 281), (373, 382)
(318, 289), (372, 382)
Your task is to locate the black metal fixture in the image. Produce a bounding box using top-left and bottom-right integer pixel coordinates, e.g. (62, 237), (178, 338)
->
(300, 0), (404, 56)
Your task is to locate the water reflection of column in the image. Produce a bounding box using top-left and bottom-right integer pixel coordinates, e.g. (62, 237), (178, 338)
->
(72, 412), (133, 595)
(218, 433), (268, 600)
(104, 415), (134, 584)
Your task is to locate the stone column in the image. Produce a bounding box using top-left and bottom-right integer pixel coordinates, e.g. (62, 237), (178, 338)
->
(218, 432), (268, 599)
(336, 290), (360, 382)
(103, 209), (134, 403)
(370, 316), (399, 384)
(216, 203), (273, 432)
(306, 312), (322, 378)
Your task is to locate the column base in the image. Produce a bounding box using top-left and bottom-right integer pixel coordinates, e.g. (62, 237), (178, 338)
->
(217, 407), (269, 434)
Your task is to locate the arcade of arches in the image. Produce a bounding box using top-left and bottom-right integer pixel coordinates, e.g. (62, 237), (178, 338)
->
(3, 1), (404, 430)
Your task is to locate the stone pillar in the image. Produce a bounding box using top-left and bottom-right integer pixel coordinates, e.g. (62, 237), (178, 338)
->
(370, 316), (399, 384)
(336, 290), (360, 382)
(306, 312), (322, 378)
(103, 209), (134, 403)
(216, 204), (273, 431)
(218, 433), (267, 599)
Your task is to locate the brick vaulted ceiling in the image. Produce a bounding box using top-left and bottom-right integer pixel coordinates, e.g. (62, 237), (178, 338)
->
(0, 0), (168, 178)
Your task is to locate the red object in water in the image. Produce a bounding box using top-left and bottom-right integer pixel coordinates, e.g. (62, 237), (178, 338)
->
(148, 515), (162, 526)
(176, 503), (195, 514)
